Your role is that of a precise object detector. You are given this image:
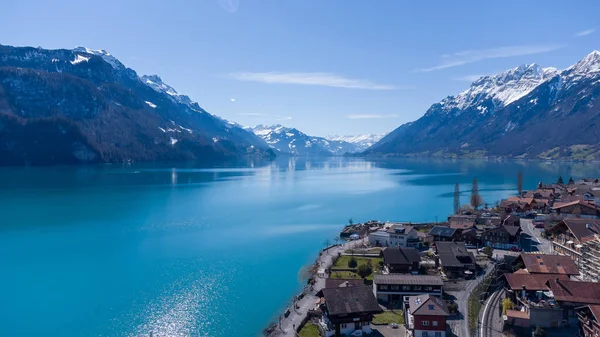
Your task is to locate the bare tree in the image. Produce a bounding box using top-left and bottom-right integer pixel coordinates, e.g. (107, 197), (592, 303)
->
(517, 171), (523, 196)
(453, 183), (460, 214)
(470, 178), (484, 210)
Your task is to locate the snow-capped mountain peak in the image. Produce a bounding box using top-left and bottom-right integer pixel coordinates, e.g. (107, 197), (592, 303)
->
(567, 50), (600, 74)
(73, 46), (124, 69)
(326, 134), (385, 148)
(140, 74), (196, 107)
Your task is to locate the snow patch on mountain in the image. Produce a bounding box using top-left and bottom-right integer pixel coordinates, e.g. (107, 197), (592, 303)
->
(73, 46), (123, 69)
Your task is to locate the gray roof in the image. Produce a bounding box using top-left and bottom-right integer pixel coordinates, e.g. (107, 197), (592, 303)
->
(428, 226), (457, 238)
(408, 294), (450, 316)
(322, 286), (382, 316)
(374, 274), (444, 286)
(381, 247), (421, 265)
(435, 241), (476, 268)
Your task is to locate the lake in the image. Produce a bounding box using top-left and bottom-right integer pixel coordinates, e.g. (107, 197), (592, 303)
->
(1, 157), (599, 337)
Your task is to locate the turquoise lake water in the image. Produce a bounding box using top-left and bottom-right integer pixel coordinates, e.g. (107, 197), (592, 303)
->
(1, 158), (600, 337)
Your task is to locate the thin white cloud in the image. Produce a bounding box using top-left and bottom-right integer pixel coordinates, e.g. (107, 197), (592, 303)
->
(230, 98), (236, 102)
(416, 44), (564, 72)
(218, 0), (239, 13)
(228, 72), (400, 90)
(453, 74), (485, 82)
(346, 114), (399, 119)
(236, 112), (292, 120)
(574, 28), (596, 37)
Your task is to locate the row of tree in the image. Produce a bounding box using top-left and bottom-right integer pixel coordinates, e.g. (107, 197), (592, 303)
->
(453, 178), (484, 213)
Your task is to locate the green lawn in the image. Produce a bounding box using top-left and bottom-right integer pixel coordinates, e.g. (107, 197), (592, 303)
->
(299, 323), (320, 337)
(373, 311), (405, 325)
(330, 256), (382, 280)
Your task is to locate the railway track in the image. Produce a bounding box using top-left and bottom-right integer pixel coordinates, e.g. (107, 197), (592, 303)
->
(480, 290), (502, 337)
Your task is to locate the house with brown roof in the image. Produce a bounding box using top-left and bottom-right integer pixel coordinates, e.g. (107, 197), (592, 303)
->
(577, 304), (600, 337)
(503, 273), (570, 328)
(515, 253), (579, 276)
(548, 219), (600, 267)
(481, 225), (521, 250)
(324, 278), (365, 289)
(503, 274), (600, 328)
(406, 294), (450, 337)
(380, 247), (421, 273)
(317, 286), (383, 337)
(552, 200), (600, 219)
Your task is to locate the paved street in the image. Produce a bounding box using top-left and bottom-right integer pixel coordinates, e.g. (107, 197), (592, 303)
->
(447, 263), (495, 337)
(520, 219), (552, 254)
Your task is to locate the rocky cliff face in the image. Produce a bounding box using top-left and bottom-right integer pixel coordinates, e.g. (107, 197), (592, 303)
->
(0, 44), (273, 165)
(366, 51), (600, 160)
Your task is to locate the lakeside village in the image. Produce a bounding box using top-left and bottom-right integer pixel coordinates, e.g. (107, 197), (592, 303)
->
(264, 176), (600, 337)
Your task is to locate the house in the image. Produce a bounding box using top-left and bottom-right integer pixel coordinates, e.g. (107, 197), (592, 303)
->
(503, 273), (570, 328)
(368, 224), (419, 248)
(373, 274), (444, 303)
(448, 215), (476, 231)
(317, 286), (382, 337)
(406, 294), (450, 337)
(380, 247), (421, 273)
(480, 225), (521, 250)
(547, 219), (600, 273)
(477, 216), (502, 227)
(577, 305), (600, 337)
(524, 189), (555, 200)
(433, 241), (476, 278)
(502, 214), (521, 227)
(458, 228), (479, 246)
(324, 279), (365, 288)
(428, 226), (459, 242)
(515, 253), (580, 277)
(552, 200), (600, 219)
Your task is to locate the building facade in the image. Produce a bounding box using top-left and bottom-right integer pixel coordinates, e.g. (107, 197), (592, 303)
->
(373, 274), (443, 303)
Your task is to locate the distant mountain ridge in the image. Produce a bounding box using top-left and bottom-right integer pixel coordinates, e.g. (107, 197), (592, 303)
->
(249, 125), (376, 156)
(0, 44), (273, 165)
(366, 50), (600, 160)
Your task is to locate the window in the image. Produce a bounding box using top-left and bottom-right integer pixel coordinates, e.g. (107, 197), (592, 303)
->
(422, 320), (430, 326)
(421, 331), (429, 337)
(428, 305), (435, 310)
(539, 262), (544, 266)
(402, 285), (411, 290)
(432, 321), (438, 326)
(380, 285), (388, 290)
(435, 332), (442, 337)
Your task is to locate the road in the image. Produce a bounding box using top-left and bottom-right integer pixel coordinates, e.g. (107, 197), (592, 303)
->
(520, 219), (552, 254)
(448, 263), (495, 337)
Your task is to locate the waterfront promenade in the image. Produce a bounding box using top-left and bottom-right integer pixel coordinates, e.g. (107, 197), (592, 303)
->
(272, 239), (366, 336)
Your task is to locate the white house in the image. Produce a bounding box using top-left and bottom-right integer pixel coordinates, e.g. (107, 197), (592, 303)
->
(368, 223), (419, 248)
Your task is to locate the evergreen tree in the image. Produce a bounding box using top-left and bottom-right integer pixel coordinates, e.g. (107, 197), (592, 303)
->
(470, 178), (484, 209)
(568, 177), (574, 185)
(453, 183), (460, 214)
(557, 176), (564, 184)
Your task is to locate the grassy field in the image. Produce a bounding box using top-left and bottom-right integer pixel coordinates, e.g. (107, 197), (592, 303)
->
(372, 311), (405, 325)
(299, 323), (320, 337)
(330, 256), (382, 280)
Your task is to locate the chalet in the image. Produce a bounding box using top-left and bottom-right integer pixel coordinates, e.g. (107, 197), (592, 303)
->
(550, 219), (600, 282)
(428, 226), (459, 242)
(380, 247), (421, 273)
(318, 286), (382, 337)
(552, 200), (600, 219)
(406, 294), (450, 337)
(373, 274), (443, 303)
(524, 188), (555, 200)
(577, 305), (600, 337)
(324, 279), (365, 288)
(481, 225), (521, 250)
(433, 241), (476, 278)
(503, 273), (570, 328)
(458, 228), (479, 246)
(502, 214), (521, 227)
(515, 253), (579, 277)
(476, 216), (502, 227)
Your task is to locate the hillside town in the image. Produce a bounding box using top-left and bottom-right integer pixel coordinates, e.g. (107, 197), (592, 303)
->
(266, 176), (600, 337)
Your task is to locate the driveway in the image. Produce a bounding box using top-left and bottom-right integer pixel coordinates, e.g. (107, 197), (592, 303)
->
(371, 324), (407, 337)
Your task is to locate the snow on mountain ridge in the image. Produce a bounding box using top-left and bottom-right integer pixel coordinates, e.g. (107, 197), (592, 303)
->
(73, 46), (124, 70)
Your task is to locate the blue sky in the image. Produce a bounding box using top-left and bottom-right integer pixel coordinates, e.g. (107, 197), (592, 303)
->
(1, 1), (599, 136)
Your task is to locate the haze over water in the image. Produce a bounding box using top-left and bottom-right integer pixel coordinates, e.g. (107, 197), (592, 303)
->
(2, 158), (599, 337)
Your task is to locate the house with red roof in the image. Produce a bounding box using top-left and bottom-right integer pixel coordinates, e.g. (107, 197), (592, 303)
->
(405, 294), (450, 337)
(577, 305), (600, 337)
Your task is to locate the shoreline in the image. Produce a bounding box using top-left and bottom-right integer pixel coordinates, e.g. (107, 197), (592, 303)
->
(264, 239), (366, 336)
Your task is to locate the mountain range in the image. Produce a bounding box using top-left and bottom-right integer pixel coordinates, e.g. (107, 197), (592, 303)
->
(366, 51), (600, 160)
(249, 125), (383, 156)
(0, 44), (273, 165)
